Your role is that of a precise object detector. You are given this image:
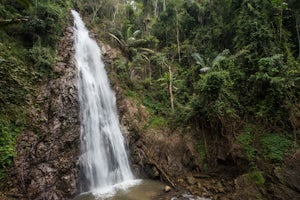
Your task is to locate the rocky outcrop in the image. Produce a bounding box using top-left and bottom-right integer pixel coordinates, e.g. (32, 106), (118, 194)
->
(269, 152), (300, 199)
(113, 91), (202, 186)
(12, 25), (80, 200)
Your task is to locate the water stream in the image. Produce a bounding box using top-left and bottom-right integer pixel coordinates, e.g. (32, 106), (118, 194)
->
(72, 10), (137, 198)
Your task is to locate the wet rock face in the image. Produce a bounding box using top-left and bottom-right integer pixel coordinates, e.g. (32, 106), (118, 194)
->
(13, 25), (80, 200)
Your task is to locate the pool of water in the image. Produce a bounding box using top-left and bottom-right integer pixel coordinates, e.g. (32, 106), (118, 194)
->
(73, 179), (165, 200)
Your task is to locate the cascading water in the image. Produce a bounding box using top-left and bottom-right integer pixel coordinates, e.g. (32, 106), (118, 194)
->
(71, 10), (213, 200)
(71, 10), (136, 196)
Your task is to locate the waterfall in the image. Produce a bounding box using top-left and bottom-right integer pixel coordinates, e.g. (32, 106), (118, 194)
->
(71, 10), (135, 195)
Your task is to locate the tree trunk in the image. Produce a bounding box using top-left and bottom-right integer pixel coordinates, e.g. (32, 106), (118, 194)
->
(168, 65), (174, 112)
(296, 17), (300, 59)
(175, 7), (181, 63)
(112, 4), (119, 26)
(35, 0), (38, 15)
(154, 0), (159, 18)
(91, 4), (100, 24)
(163, 0), (166, 12)
(280, 9), (283, 42)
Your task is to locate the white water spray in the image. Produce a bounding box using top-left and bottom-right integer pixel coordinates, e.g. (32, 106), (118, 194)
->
(71, 10), (135, 195)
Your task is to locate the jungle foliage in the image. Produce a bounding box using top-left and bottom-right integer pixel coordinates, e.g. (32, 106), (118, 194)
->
(84, 0), (300, 133)
(0, 0), (72, 179)
(0, 0), (300, 181)
(79, 0), (300, 167)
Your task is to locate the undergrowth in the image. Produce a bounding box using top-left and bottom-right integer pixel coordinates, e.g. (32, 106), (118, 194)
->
(259, 133), (293, 163)
(237, 123), (295, 169)
(250, 170), (265, 186)
(0, 122), (21, 180)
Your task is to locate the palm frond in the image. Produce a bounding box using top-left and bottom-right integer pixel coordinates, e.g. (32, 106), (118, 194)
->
(108, 33), (126, 48)
(192, 53), (205, 67)
(133, 30), (141, 38)
(212, 49), (230, 68)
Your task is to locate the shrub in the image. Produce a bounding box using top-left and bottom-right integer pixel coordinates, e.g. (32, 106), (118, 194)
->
(149, 116), (168, 128)
(0, 123), (20, 180)
(236, 132), (257, 162)
(21, 0), (68, 46)
(190, 70), (240, 131)
(250, 170), (265, 186)
(259, 133), (293, 163)
(29, 40), (56, 78)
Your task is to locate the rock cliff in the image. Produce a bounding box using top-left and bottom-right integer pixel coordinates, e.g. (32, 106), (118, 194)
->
(12, 25), (80, 200)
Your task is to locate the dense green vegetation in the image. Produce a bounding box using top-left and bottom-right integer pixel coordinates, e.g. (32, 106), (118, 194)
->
(80, 0), (300, 168)
(0, 0), (72, 180)
(0, 0), (299, 188)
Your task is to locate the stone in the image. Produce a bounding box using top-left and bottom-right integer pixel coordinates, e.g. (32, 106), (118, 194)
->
(231, 174), (262, 199)
(164, 185), (171, 192)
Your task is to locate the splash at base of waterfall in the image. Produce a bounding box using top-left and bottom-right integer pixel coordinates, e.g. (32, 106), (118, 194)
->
(73, 179), (163, 200)
(90, 180), (141, 199)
